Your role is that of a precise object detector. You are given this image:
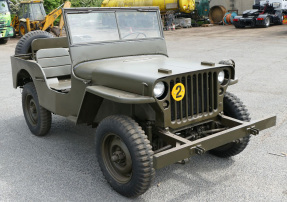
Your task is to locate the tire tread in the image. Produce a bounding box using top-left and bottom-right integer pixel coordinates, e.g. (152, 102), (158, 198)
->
(95, 115), (154, 197)
(210, 92), (250, 158)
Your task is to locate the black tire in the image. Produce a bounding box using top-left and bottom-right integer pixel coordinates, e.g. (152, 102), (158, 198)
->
(22, 82), (51, 136)
(210, 92), (251, 158)
(234, 25), (243, 28)
(277, 13), (284, 25)
(0, 38), (8, 44)
(15, 30), (53, 55)
(95, 115), (155, 198)
(19, 21), (28, 37)
(13, 27), (16, 38)
(263, 16), (270, 28)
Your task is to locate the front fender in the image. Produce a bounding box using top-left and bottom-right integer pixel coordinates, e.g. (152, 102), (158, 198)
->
(86, 86), (155, 104)
(76, 86), (156, 125)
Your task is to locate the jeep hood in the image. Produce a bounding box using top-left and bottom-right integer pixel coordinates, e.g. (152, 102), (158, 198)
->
(74, 55), (227, 96)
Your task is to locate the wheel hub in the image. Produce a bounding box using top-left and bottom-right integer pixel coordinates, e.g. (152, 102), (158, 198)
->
(26, 95), (38, 125)
(102, 134), (132, 183)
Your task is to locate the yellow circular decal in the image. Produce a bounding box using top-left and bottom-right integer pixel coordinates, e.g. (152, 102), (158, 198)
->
(171, 83), (185, 101)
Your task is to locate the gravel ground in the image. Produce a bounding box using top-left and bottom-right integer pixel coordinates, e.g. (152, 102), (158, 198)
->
(0, 25), (286, 202)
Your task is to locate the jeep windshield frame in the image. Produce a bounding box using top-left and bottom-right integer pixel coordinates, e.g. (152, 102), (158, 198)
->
(64, 7), (164, 46)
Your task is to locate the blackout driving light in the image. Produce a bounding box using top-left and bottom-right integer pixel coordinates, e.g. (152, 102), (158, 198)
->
(218, 71), (225, 84)
(153, 82), (165, 98)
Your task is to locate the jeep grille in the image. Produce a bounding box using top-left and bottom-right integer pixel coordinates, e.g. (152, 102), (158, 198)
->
(170, 72), (218, 123)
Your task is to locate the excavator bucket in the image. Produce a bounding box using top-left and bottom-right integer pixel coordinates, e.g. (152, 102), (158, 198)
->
(43, 1), (71, 36)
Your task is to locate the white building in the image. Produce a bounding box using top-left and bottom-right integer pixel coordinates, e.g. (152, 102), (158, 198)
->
(210, 0), (255, 14)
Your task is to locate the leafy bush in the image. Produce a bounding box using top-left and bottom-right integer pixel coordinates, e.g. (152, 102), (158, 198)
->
(9, 0), (104, 14)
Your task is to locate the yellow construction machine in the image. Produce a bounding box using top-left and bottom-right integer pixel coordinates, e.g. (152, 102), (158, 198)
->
(11, 0), (71, 37)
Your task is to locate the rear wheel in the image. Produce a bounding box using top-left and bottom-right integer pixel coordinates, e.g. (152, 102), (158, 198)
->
(22, 82), (51, 136)
(95, 115), (154, 197)
(210, 92), (250, 158)
(275, 11), (283, 25)
(19, 22), (28, 37)
(277, 14), (284, 25)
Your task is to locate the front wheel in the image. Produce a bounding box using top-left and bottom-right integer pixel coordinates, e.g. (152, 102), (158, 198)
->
(0, 38), (8, 44)
(19, 22), (28, 37)
(95, 115), (154, 197)
(22, 82), (51, 136)
(210, 92), (251, 158)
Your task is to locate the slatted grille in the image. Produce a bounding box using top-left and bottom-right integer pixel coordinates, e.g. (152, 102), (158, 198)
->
(170, 72), (218, 122)
(0, 21), (5, 28)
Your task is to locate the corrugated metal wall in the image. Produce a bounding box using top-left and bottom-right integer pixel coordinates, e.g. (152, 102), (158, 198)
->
(210, 0), (254, 14)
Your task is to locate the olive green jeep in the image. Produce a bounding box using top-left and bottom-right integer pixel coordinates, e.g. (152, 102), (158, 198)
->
(11, 7), (276, 198)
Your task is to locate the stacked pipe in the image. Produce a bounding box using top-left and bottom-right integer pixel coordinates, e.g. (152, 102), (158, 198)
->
(223, 12), (237, 25)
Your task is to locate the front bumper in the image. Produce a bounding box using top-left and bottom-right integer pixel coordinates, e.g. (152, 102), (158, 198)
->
(233, 17), (268, 27)
(234, 17), (256, 27)
(153, 115), (276, 169)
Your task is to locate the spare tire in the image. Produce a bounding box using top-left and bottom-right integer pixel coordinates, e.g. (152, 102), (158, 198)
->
(15, 30), (54, 55)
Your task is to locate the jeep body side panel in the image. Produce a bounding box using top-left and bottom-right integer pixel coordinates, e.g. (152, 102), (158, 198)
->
(11, 56), (86, 119)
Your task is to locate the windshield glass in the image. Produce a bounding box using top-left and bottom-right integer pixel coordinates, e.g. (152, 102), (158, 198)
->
(30, 3), (46, 20)
(0, 1), (9, 13)
(66, 11), (161, 45)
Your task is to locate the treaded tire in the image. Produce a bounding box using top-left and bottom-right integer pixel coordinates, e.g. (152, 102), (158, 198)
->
(210, 92), (251, 158)
(95, 115), (155, 198)
(19, 22), (28, 37)
(277, 14), (284, 25)
(0, 38), (8, 44)
(275, 11), (283, 25)
(263, 16), (270, 28)
(15, 30), (53, 55)
(22, 82), (51, 136)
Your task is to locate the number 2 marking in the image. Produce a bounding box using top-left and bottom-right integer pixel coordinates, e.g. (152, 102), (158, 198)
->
(176, 85), (182, 98)
(171, 83), (185, 101)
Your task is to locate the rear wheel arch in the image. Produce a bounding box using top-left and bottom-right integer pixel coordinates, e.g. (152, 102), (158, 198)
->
(16, 69), (32, 87)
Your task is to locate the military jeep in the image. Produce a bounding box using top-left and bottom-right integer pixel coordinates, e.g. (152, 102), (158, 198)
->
(11, 7), (276, 197)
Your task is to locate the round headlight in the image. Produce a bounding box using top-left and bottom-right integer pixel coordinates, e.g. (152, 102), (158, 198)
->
(218, 71), (225, 84)
(153, 82), (165, 98)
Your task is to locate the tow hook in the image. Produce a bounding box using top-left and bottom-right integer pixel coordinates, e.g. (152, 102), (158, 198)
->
(248, 127), (260, 136)
(194, 146), (205, 155)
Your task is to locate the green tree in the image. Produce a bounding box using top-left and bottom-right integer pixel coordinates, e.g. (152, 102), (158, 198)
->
(9, 0), (104, 15)
(44, 0), (63, 13)
(70, 0), (103, 7)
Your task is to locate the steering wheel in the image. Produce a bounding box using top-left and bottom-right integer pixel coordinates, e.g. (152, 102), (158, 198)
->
(122, 32), (147, 39)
